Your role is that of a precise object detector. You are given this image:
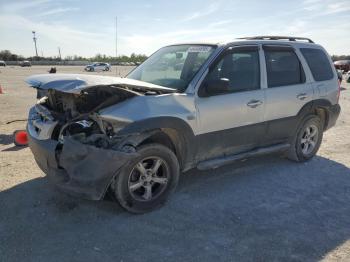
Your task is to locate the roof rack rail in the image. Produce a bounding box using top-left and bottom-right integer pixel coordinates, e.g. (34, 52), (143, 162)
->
(237, 36), (314, 43)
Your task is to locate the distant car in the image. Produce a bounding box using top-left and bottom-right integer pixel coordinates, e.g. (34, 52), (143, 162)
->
(334, 60), (350, 72)
(20, 61), (32, 67)
(0, 60), (6, 66)
(84, 62), (111, 72)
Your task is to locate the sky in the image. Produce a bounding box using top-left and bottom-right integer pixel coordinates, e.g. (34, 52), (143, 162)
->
(0, 0), (349, 58)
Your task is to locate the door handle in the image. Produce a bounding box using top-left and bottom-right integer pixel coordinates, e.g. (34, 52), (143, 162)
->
(247, 100), (263, 108)
(297, 93), (308, 100)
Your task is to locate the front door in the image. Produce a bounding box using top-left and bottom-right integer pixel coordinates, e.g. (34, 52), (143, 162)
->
(195, 45), (266, 161)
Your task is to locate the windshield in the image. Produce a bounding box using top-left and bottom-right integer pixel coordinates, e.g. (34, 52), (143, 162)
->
(127, 45), (216, 91)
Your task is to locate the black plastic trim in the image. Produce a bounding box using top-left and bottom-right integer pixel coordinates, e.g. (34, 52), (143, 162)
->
(118, 117), (197, 171)
(197, 143), (290, 170)
(262, 45), (294, 51)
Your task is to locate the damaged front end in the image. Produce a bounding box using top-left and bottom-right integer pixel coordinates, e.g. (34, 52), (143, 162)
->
(26, 74), (175, 200)
(27, 134), (137, 200)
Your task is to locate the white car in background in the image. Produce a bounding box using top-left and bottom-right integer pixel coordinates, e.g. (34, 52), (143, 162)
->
(20, 60), (31, 67)
(84, 62), (111, 72)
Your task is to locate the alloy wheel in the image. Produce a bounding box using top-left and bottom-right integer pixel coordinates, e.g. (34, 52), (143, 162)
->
(300, 124), (319, 155)
(128, 157), (169, 201)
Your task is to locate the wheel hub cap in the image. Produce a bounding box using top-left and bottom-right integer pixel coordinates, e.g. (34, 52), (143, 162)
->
(301, 124), (319, 155)
(128, 157), (169, 201)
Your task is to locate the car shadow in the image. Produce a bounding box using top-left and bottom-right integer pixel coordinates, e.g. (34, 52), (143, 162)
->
(1, 155), (350, 261)
(0, 133), (14, 146)
(1, 145), (28, 152)
(0, 133), (29, 151)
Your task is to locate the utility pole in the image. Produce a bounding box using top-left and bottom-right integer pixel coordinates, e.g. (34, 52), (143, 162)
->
(115, 16), (118, 76)
(58, 47), (62, 60)
(32, 31), (38, 58)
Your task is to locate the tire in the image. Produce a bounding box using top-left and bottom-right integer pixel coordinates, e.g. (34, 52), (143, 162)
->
(112, 143), (180, 213)
(105, 67), (109, 71)
(287, 115), (323, 162)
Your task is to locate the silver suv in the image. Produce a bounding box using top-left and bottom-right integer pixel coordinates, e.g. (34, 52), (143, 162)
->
(26, 36), (341, 213)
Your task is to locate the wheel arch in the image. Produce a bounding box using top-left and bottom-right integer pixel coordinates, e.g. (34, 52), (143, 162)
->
(297, 99), (332, 130)
(117, 117), (197, 171)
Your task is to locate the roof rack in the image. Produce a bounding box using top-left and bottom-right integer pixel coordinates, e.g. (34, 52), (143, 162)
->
(237, 36), (314, 43)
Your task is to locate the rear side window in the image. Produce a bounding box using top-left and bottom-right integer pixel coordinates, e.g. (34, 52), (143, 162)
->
(300, 48), (334, 81)
(264, 49), (305, 88)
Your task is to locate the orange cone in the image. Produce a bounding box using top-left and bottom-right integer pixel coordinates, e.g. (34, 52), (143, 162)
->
(0, 85), (3, 94)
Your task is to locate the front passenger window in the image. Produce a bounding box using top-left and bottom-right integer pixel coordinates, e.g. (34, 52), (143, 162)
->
(205, 49), (260, 93)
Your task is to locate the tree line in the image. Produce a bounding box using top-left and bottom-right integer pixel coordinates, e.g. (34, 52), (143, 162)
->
(0, 50), (148, 63)
(1, 49), (349, 63)
(331, 55), (350, 61)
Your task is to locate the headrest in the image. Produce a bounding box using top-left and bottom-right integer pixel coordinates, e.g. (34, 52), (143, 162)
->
(276, 56), (298, 71)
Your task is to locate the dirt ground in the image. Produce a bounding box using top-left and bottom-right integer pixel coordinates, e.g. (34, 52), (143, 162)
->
(0, 66), (350, 262)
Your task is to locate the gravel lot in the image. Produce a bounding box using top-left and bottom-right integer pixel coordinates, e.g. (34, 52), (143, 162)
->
(0, 66), (349, 262)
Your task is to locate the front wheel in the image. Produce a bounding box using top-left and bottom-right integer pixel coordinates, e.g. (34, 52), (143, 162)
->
(112, 144), (180, 213)
(287, 115), (323, 162)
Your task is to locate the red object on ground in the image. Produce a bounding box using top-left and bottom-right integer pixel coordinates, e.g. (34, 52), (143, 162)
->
(0, 85), (3, 94)
(13, 130), (28, 146)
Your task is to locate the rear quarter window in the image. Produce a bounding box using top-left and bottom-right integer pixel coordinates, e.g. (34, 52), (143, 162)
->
(300, 48), (334, 81)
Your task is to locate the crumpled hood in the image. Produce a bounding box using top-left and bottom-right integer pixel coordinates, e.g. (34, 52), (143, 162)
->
(25, 74), (176, 94)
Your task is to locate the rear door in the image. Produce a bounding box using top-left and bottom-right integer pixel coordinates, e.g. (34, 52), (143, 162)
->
(262, 45), (312, 144)
(195, 45), (266, 161)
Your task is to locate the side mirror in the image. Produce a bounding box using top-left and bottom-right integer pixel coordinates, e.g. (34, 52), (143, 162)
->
(199, 78), (230, 97)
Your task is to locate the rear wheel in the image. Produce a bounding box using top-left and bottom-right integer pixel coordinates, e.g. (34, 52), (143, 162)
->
(287, 115), (323, 162)
(112, 144), (179, 213)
